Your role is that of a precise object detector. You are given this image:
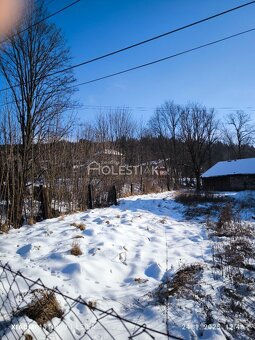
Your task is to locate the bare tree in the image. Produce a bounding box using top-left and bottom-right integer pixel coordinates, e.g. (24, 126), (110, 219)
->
(0, 0), (76, 227)
(148, 101), (182, 188)
(223, 110), (255, 159)
(180, 103), (218, 191)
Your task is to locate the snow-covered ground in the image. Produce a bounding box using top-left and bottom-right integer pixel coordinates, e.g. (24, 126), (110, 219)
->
(0, 191), (254, 339)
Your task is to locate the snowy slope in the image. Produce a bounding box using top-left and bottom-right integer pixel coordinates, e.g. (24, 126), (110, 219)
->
(0, 192), (250, 339)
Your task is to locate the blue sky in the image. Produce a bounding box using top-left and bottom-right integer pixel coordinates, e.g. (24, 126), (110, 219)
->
(49, 0), (255, 123)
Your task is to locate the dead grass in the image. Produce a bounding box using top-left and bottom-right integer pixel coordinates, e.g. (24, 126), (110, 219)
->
(212, 220), (254, 238)
(17, 289), (63, 326)
(0, 222), (9, 234)
(213, 237), (255, 272)
(70, 241), (83, 256)
(175, 191), (231, 219)
(27, 217), (36, 226)
(207, 204), (254, 238)
(87, 300), (97, 309)
(185, 205), (220, 219)
(72, 235), (84, 239)
(24, 334), (33, 340)
(175, 191), (228, 205)
(154, 263), (204, 303)
(237, 193), (255, 209)
(217, 203), (233, 228)
(134, 277), (149, 284)
(71, 222), (86, 231)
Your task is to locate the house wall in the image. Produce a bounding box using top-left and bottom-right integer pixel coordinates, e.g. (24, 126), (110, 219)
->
(202, 175), (255, 191)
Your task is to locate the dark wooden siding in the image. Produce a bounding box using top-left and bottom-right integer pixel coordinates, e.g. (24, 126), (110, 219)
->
(202, 175), (255, 191)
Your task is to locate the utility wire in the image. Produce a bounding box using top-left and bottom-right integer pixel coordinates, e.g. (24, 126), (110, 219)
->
(1, 26), (255, 105)
(0, 0), (81, 45)
(1, 1), (255, 93)
(50, 0), (255, 73)
(63, 27), (255, 87)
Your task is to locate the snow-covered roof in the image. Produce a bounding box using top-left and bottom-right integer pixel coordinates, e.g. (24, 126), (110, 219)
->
(202, 158), (255, 178)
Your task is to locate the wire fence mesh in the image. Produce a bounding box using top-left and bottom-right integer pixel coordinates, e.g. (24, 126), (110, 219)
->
(0, 261), (182, 340)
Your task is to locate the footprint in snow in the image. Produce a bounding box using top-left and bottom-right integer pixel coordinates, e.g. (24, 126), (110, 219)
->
(83, 229), (94, 236)
(62, 263), (81, 275)
(16, 244), (32, 258)
(188, 235), (203, 242)
(144, 262), (162, 280)
(88, 247), (100, 256)
(93, 217), (103, 224)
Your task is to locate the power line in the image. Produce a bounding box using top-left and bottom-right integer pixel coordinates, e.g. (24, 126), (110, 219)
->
(53, 0), (255, 73)
(1, 26), (255, 106)
(66, 27), (255, 86)
(0, 0), (81, 45)
(1, 1), (255, 93)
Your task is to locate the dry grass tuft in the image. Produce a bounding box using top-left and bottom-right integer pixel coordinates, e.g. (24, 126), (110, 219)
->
(72, 235), (84, 239)
(87, 300), (97, 309)
(0, 222), (9, 234)
(17, 289), (63, 326)
(58, 215), (65, 221)
(27, 217), (36, 226)
(71, 222), (86, 231)
(134, 277), (148, 284)
(70, 241), (83, 256)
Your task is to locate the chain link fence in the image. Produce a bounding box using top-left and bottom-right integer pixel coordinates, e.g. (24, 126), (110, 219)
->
(0, 262), (182, 340)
